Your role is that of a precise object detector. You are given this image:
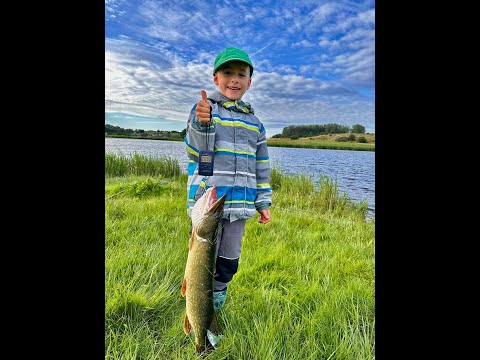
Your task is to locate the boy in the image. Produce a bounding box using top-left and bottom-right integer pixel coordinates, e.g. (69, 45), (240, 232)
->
(185, 47), (272, 311)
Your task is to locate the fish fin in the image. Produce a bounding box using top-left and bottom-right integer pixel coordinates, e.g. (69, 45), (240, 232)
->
(183, 313), (192, 335)
(209, 311), (220, 335)
(181, 277), (186, 297)
(189, 228), (196, 250)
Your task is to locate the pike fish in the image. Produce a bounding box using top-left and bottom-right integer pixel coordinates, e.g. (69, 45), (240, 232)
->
(181, 185), (226, 354)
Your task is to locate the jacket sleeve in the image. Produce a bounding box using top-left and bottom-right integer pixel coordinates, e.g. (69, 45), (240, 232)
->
(185, 102), (216, 163)
(255, 122), (272, 210)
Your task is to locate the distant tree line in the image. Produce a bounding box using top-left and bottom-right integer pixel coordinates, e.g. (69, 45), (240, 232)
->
(272, 123), (366, 138)
(106, 123), (367, 141)
(105, 124), (186, 139)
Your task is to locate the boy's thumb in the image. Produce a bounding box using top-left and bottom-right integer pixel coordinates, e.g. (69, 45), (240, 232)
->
(200, 90), (208, 103)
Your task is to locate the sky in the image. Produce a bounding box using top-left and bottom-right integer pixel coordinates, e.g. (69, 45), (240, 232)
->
(105, 0), (375, 137)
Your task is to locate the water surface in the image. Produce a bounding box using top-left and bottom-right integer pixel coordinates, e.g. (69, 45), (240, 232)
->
(105, 138), (375, 218)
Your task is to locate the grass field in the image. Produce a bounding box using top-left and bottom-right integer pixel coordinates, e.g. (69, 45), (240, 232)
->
(106, 132), (375, 152)
(267, 133), (375, 152)
(105, 155), (375, 359)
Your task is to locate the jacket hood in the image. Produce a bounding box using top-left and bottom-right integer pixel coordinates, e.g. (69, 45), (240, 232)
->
(208, 91), (254, 114)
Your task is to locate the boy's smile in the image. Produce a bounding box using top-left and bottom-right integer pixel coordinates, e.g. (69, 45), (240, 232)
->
(225, 85), (241, 97)
(214, 61), (252, 101)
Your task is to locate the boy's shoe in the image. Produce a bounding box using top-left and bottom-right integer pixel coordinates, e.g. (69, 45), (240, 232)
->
(188, 330), (223, 351)
(207, 330), (223, 349)
(213, 289), (227, 311)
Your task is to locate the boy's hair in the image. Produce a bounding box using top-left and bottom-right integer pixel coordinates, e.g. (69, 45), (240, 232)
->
(213, 47), (254, 76)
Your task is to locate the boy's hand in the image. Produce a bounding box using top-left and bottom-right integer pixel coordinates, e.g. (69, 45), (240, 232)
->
(196, 90), (212, 124)
(258, 209), (271, 224)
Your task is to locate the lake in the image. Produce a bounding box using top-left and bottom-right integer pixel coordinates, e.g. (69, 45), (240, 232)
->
(105, 138), (375, 218)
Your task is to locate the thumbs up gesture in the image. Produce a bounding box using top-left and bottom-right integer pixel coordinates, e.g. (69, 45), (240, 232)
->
(196, 90), (212, 124)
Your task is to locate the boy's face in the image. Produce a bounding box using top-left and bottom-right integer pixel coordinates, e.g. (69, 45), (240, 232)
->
(214, 61), (252, 101)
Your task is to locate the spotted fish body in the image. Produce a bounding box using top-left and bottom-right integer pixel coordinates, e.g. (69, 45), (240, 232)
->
(181, 185), (226, 354)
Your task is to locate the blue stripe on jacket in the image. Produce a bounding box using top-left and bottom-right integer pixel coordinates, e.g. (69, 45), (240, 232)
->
(188, 185), (257, 202)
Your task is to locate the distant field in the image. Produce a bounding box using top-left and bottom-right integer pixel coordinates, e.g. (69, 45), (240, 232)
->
(105, 133), (375, 151)
(267, 133), (375, 151)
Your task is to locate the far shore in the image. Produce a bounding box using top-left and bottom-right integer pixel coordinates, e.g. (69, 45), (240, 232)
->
(105, 133), (375, 152)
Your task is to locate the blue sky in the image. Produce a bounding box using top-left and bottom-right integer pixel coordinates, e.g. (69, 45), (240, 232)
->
(105, 0), (375, 137)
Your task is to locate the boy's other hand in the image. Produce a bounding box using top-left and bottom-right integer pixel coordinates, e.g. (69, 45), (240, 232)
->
(196, 90), (212, 124)
(258, 209), (271, 224)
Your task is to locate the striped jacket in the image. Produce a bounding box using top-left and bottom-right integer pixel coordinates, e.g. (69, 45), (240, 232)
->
(185, 91), (272, 222)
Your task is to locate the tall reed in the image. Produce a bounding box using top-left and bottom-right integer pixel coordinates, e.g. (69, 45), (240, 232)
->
(271, 166), (368, 220)
(105, 152), (181, 178)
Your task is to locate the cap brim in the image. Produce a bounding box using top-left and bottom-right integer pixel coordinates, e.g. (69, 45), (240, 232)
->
(213, 57), (253, 74)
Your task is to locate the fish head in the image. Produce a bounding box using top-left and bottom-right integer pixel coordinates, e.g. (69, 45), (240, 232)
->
(191, 185), (226, 240)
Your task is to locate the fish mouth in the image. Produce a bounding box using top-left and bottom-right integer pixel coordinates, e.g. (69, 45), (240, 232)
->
(207, 194), (226, 215)
(206, 185), (226, 215)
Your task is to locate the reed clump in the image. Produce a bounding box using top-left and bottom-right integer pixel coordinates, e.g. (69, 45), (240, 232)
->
(105, 152), (181, 178)
(271, 166), (368, 220)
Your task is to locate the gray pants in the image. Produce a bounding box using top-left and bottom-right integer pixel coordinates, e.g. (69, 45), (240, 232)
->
(214, 219), (246, 291)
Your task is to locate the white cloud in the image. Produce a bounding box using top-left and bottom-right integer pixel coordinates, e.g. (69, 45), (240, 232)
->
(105, 0), (375, 134)
(106, 36), (374, 135)
(292, 39), (316, 48)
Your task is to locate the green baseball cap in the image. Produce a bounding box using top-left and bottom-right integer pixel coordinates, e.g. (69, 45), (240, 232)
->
(213, 47), (254, 76)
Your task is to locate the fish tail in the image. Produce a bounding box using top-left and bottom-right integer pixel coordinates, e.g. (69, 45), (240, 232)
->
(209, 311), (219, 335)
(195, 343), (205, 354)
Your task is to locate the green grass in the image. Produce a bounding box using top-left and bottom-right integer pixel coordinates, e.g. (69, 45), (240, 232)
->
(105, 155), (375, 359)
(267, 141), (374, 152)
(267, 134), (375, 152)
